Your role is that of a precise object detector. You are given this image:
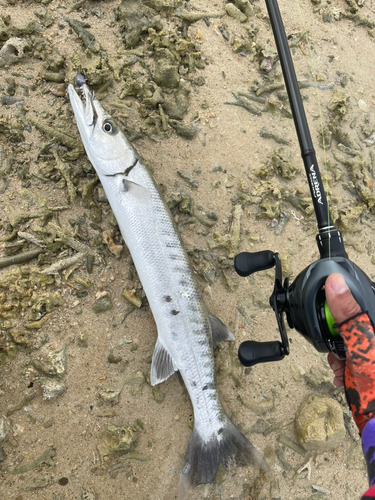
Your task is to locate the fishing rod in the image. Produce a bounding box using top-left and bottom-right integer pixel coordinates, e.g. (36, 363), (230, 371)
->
(234, 0), (375, 366)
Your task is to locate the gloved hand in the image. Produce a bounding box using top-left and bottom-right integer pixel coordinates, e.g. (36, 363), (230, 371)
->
(326, 273), (375, 435)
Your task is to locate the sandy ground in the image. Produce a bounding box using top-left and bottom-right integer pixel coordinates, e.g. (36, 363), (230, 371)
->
(0, 0), (375, 499)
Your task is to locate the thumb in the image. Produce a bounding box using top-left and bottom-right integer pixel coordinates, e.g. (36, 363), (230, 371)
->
(325, 273), (361, 325)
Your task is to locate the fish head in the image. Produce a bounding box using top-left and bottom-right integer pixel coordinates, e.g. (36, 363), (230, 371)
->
(68, 77), (136, 176)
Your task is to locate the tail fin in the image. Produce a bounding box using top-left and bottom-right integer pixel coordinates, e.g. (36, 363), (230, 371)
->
(178, 418), (268, 500)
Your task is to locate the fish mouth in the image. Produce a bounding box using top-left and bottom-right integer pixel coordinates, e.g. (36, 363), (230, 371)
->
(68, 74), (99, 130)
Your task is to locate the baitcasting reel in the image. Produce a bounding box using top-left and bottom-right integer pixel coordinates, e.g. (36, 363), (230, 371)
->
(234, 248), (375, 367)
(234, 0), (375, 367)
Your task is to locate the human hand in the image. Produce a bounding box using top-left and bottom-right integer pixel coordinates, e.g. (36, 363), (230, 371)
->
(326, 272), (361, 388)
(325, 272), (375, 434)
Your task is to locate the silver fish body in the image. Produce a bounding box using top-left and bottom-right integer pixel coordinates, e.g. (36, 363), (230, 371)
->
(68, 79), (267, 499)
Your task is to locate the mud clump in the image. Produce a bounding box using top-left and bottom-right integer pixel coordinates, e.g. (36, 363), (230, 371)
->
(295, 395), (346, 452)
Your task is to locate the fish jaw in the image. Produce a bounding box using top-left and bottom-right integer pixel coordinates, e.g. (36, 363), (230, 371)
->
(68, 83), (136, 176)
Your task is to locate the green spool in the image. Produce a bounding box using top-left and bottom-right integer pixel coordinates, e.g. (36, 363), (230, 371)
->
(324, 300), (339, 336)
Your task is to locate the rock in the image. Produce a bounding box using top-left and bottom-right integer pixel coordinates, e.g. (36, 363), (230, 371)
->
(221, 268), (239, 291)
(10, 448), (56, 474)
(0, 416), (12, 443)
(249, 418), (269, 434)
(40, 379), (65, 400)
(82, 491), (96, 500)
(125, 370), (146, 398)
(34, 7), (54, 27)
(9, 328), (34, 347)
(107, 351), (122, 364)
(162, 81), (191, 120)
(177, 170), (198, 189)
(121, 288), (142, 308)
(234, 0), (254, 17)
(32, 346), (67, 378)
(0, 38), (29, 68)
(304, 368), (334, 389)
(358, 98), (369, 112)
(272, 146), (299, 179)
(151, 385), (165, 403)
(226, 3), (247, 22)
(169, 120), (196, 139)
(93, 293), (113, 313)
(295, 395), (346, 452)
(100, 423), (136, 454)
(77, 332), (88, 348)
(239, 395), (274, 415)
(102, 230), (123, 258)
(154, 59), (179, 89)
(99, 387), (121, 405)
(199, 261), (216, 283)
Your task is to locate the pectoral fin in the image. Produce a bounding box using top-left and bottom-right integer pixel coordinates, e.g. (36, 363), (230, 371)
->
(209, 313), (235, 348)
(122, 179), (151, 203)
(150, 338), (178, 386)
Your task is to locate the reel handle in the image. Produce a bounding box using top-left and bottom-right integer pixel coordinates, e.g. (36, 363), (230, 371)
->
(238, 340), (285, 367)
(234, 251), (275, 277)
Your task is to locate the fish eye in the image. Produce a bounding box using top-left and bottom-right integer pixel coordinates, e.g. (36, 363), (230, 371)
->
(103, 121), (113, 133)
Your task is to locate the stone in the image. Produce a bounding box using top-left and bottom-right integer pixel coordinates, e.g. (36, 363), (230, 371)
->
(154, 60), (179, 89)
(0, 38), (29, 68)
(32, 346), (67, 378)
(40, 379), (65, 400)
(93, 294), (112, 313)
(295, 395), (346, 452)
(101, 423), (136, 454)
(0, 416), (12, 443)
(226, 3), (247, 22)
(99, 387), (121, 405)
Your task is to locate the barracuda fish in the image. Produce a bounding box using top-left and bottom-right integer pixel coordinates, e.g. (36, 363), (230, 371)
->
(68, 75), (267, 499)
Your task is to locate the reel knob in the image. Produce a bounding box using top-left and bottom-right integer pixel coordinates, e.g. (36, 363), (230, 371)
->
(234, 250), (275, 277)
(238, 340), (285, 367)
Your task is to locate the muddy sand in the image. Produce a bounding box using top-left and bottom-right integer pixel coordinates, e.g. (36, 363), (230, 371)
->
(0, 0), (375, 499)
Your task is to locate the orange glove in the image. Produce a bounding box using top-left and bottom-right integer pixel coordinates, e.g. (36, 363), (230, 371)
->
(326, 273), (375, 435)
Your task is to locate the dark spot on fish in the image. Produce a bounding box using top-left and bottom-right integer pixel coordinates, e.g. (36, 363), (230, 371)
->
(164, 295), (172, 302)
(202, 385), (208, 391)
(191, 381), (197, 387)
(217, 428), (224, 435)
(171, 310), (180, 315)
(179, 279), (187, 287)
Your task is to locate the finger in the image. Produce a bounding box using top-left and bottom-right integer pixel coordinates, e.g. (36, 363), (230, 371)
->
(333, 375), (344, 388)
(327, 351), (345, 372)
(327, 352), (345, 387)
(325, 273), (361, 325)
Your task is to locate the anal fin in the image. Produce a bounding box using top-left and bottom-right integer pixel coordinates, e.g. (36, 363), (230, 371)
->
(209, 313), (235, 348)
(150, 338), (178, 386)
